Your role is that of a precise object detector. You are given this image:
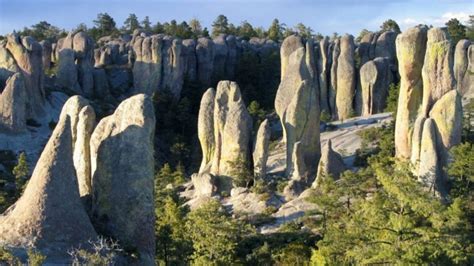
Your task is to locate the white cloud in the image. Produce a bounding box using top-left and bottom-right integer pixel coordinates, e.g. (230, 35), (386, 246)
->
(399, 11), (471, 29)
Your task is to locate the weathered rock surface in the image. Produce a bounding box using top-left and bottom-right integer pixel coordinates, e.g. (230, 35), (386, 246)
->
(329, 39), (340, 117)
(374, 31), (398, 64)
(59, 96), (96, 198)
(182, 39), (197, 81)
(318, 37), (330, 115)
(56, 48), (80, 92)
(4, 33), (44, 120)
(191, 172), (217, 197)
(210, 81), (252, 181)
(0, 73), (26, 132)
(253, 119), (271, 178)
(335, 34), (356, 120)
(275, 36), (320, 194)
(360, 57), (393, 116)
(454, 40), (473, 97)
(162, 37), (185, 97)
(417, 118), (444, 196)
(313, 139), (346, 188)
(39, 40), (52, 70)
(73, 31), (95, 97)
(196, 37), (214, 86)
(0, 116), (97, 262)
(395, 26), (428, 158)
(429, 90), (462, 151)
(410, 116), (426, 166)
(280, 35), (304, 81)
(132, 35), (162, 95)
(198, 88), (215, 173)
(90, 94), (155, 264)
(421, 27), (455, 116)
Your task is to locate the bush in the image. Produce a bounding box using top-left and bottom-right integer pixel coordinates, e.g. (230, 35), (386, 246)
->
(69, 237), (122, 265)
(27, 249), (46, 266)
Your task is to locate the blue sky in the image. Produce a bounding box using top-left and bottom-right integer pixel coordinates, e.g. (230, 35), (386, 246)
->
(0, 0), (472, 36)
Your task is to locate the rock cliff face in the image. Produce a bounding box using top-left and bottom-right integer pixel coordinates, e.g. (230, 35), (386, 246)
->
(394, 26), (428, 159)
(0, 73), (26, 132)
(90, 94), (155, 264)
(0, 115), (97, 262)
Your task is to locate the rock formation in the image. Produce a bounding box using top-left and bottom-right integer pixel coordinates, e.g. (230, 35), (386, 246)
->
(313, 139), (346, 188)
(132, 34), (163, 95)
(196, 37), (214, 86)
(280, 35), (304, 81)
(394, 26), (428, 159)
(0, 115), (97, 262)
(253, 119), (271, 179)
(360, 57), (393, 116)
(420, 28), (455, 117)
(191, 172), (217, 197)
(39, 40), (52, 70)
(210, 81), (252, 181)
(182, 39), (197, 81)
(454, 40), (473, 97)
(0, 73), (26, 132)
(56, 31), (95, 97)
(59, 96), (96, 198)
(335, 34), (356, 120)
(417, 118), (443, 195)
(90, 94), (155, 264)
(2, 33), (44, 121)
(198, 88), (216, 173)
(275, 35), (320, 197)
(329, 39), (340, 117)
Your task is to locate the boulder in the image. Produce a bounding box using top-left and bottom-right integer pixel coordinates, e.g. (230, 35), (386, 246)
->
(253, 119), (271, 179)
(0, 116), (97, 262)
(0, 42), (20, 83)
(0, 73), (26, 132)
(313, 139), (346, 188)
(59, 96), (96, 198)
(374, 31), (398, 65)
(56, 48), (80, 93)
(198, 88), (216, 173)
(335, 34), (356, 120)
(358, 31), (378, 65)
(394, 26), (428, 159)
(421, 27), (455, 116)
(90, 94), (155, 264)
(191, 172), (217, 197)
(196, 37), (214, 86)
(360, 57), (393, 116)
(210, 81), (252, 181)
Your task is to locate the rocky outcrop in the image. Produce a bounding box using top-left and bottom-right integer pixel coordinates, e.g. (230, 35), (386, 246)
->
(253, 119), (271, 179)
(59, 96), (96, 198)
(313, 140), (346, 188)
(454, 40), (473, 96)
(395, 26), (428, 159)
(429, 90), (462, 152)
(191, 172), (217, 197)
(161, 37), (185, 97)
(275, 35), (320, 197)
(416, 118), (446, 196)
(318, 37), (330, 115)
(210, 81), (252, 181)
(39, 40), (52, 70)
(374, 31), (398, 64)
(280, 35), (304, 81)
(90, 94), (155, 264)
(182, 39), (197, 81)
(421, 28), (455, 117)
(329, 39), (340, 117)
(0, 115), (97, 262)
(198, 88), (216, 173)
(3, 33), (44, 120)
(410, 116), (426, 166)
(196, 37), (214, 86)
(360, 57), (393, 116)
(132, 35), (162, 95)
(358, 31), (379, 66)
(335, 34), (356, 120)
(56, 31), (95, 97)
(0, 73), (26, 132)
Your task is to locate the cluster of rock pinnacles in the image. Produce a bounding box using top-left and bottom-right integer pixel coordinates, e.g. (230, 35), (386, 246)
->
(0, 23), (472, 263)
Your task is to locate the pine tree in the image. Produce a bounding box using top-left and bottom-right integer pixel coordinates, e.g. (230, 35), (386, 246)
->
(13, 152), (29, 193)
(445, 18), (467, 44)
(123, 13), (140, 33)
(380, 19), (401, 33)
(267, 18), (283, 42)
(211, 14), (229, 37)
(141, 16), (151, 32)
